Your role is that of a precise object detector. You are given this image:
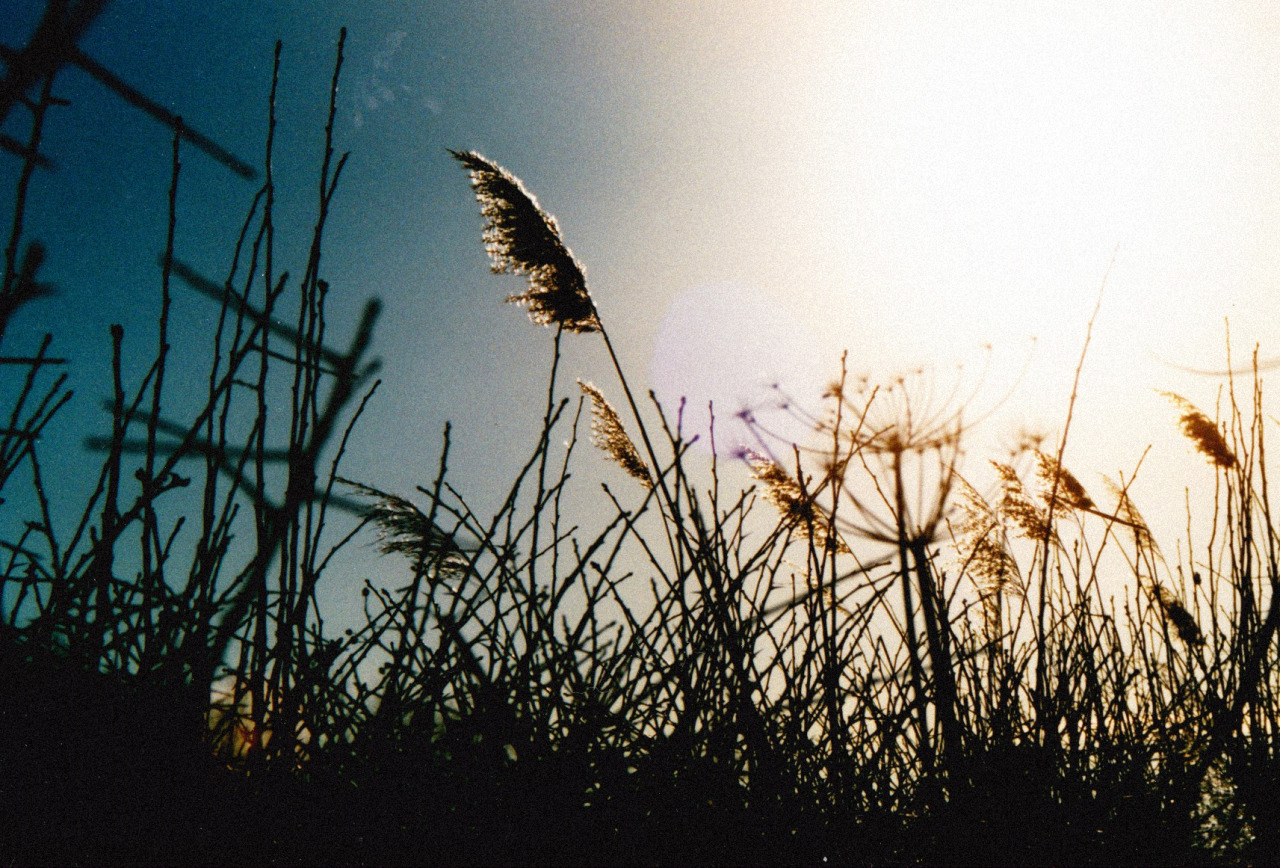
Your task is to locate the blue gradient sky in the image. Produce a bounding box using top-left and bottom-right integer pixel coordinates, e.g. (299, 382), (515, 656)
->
(5, 2), (1280, 584)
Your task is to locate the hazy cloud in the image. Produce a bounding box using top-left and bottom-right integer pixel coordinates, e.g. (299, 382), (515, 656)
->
(352, 29), (440, 129)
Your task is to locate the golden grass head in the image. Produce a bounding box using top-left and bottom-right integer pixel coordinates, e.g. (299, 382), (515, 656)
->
(450, 149), (601, 333)
(1103, 476), (1160, 556)
(1034, 451), (1096, 514)
(1159, 391), (1236, 469)
(745, 451), (848, 553)
(990, 461), (1050, 540)
(578, 381), (652, 489)
(952, 475), (1024, 633)
(748, 454), (811, 519)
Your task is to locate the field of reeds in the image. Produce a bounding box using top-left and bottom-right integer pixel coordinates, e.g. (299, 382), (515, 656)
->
(4, 31), (1280, 868)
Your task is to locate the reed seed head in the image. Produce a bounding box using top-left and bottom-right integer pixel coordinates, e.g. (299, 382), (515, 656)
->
(1035, 451), (1096, 514)
(342, 479), (469, 573)
(991, 461), (1050, 540)
(746, 452), (848, 553)
(578, 381), (652, 489)
(450, 149), (601, 333)
(1160, 391), (1236, 469)
(1103, 476), (1159, 556)
(952, 475), (1023, 633)
(1154, 584), (1204, 647)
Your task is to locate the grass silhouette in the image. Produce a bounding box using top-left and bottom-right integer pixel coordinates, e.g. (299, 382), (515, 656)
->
(3, 28), (1280, 868)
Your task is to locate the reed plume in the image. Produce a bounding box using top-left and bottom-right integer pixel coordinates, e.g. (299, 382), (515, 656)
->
(1035, 450), (1095, 514)
(1159, 391), (1236, 469)
(1153, 584), (1204, 647)
(952, 475), (1023, 630)
(991, 461), (1049, 540)
(1104, 476), (1159, 556)
(747, 452), (847, 553)
(579, 380), (652, 489)
(343, 479), (469, 574)
(450, 149), (600, 333)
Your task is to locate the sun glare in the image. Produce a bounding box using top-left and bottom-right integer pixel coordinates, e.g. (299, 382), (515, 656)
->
(835, 4), (1280, 368)
(647, 2), (1280, 488)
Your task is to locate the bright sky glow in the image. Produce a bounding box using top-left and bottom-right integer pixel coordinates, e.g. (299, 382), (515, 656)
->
(624, 2), (1280, 546)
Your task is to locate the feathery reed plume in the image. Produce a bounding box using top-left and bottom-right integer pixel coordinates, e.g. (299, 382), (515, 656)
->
(1159, 391), (1236, 469)
(342, 479), (469, 574)
(991, 461), (1049, 540)
(1035, 450), (1095, 514)
(578, 381), (652, 489)
(450, 149), (600, 333)
(952, 475), (1023, 630)
(749, 453), (811, 520)
(1103, 476), (1159, 556)
(1153, 584), (1204, 647)
(746, 452), (848, 553)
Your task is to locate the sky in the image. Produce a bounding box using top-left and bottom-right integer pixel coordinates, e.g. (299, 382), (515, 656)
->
(4, 1), (1280, 598)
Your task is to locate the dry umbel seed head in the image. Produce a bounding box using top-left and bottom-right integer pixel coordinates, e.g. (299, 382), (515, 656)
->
(451, 149), (601, 333)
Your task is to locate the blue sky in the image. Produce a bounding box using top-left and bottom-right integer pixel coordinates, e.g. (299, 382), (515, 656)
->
(5, 2), (1280, 587)
(2, 3), (642, 509)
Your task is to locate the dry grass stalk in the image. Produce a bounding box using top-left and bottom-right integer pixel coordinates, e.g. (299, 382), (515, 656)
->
(578, 381), (652, 489)
(1160, 391), (1236, 469)
(746, 452), (848, 553)
(450, 149), (600, 333)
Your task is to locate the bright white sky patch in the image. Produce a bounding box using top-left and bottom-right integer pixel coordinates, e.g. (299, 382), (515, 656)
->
(598, 1), (1280, 549)
(820, 2), (1279, 349)
(620, 4), (1277, 435)
(650, 281), (842, 455)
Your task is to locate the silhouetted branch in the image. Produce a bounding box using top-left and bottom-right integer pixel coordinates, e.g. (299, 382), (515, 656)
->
(67, 46), (256, 179)
(0, 0), (108, 127)
(166, 255), (345, 366)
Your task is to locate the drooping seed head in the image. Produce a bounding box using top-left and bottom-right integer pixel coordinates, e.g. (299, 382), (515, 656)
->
(951, 474), (1024, 635)
(451, 149), (601, 333)
(991, 461), (1050, 541)
(342, 479), (469, 574)
(1159, 391), (1236, 469)
(1035, 451), (1096, 514)
(745, 451), (848, 553)
(578, 381), (652, 489)
(1153, 584), (1204, 647)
